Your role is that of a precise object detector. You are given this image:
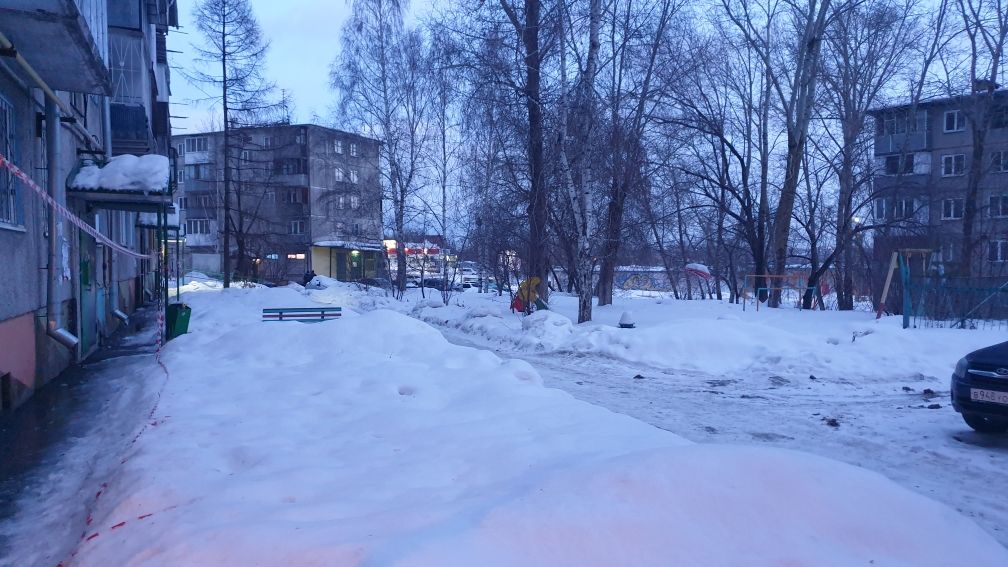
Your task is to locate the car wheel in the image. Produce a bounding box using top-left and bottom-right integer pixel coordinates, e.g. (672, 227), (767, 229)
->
(962, 413), (1008, 434)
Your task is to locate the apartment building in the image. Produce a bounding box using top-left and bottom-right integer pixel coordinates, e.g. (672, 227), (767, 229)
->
(0, 0), (177, 411)
(869, 86), (1008, 282)
(175, 124), (384, 283)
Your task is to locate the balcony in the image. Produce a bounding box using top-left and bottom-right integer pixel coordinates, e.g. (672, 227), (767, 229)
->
(0, 0), (111, 94)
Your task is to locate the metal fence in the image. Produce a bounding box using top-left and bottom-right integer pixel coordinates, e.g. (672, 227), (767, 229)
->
(906, 278), (1008, 330)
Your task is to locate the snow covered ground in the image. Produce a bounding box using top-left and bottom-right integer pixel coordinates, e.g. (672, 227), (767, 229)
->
(3, 282), (1007, 565)
(403, 287), (1008, 546)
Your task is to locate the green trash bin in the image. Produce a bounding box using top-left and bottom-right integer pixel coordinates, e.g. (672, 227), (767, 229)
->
(165, 303), (192, 340)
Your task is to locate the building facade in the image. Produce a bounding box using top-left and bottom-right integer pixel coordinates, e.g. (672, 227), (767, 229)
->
(869, 88), (1008, 283)
(0, 0), (177, 412)
(175, 124), (384, 283)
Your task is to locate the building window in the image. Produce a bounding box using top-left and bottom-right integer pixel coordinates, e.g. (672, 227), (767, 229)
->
(990, 194), (1008, 217)
(185, 219), (211, 235)
(334, 140), (343, 154)
(283, 189), (305, 204)
(879, 113), (913, 135)
(0, 96), (20, 227)
(884, 154), (914, 175)
(295, 132), (305, 145)
(894, 198), (915, 220)
(990, 240), (1008, 262)
(993, 150), (1008, 173)
(264, 135), (278, 149)
(944, 110), (965, 133)
(993, 104), (1008, 129)
(349, 169), (359, 184)
(240, 149), (251, 161)
(942, 154), (965, 176)
(942, 198), (963, 220)
(274, 158), (307, 175)
(941, 242), (955, 263)
(334, 168), (344, 182)
(350, 142), (358, 157)
(286, 252), (306, 260)
(350, 194), (360, 209)
(874, 197), (889, 221)
(185, 163), (212, 180)
(198, 194), (215, 207)
(289, 220), (305, 235)
(352, 222), (361, 235)
(177, 143), (185, 155)
(264, 191), (275, 203)
(185, 137), (208, 152)
(178, 197), (187, 210)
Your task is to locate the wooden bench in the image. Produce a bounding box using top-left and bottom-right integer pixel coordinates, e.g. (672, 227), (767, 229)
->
(262, 307), (342, 323)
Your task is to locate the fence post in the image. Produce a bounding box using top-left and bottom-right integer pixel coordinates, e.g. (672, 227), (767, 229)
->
(899, 255), (911, 329)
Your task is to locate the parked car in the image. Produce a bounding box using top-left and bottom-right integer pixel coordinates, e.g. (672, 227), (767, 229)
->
(951, 341), (1008, 433)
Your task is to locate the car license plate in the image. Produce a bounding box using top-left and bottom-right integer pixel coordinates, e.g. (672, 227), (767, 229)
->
(971, 388), (1008, 405)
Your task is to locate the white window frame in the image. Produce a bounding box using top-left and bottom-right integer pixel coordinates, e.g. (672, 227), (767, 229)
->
(350, 142), (358, 157)
(990, 194), (1008, 218)
(334, 168), (344, 182)
(874, 197), (889, 221)
(289, 220), (305, 235)
(894, 198), (915, 220)
(883, 154), (914, 176)
(993, 150), (1008, 173)
(185, 137), (208, 153)
(990, 240), (1008, 263)
(944, 110), (964, 133)
(1, 95), (21, 228)
(942, 154), (965, 177)
(349, 169), (359, 184)
(941, 198), (963, 220)
(334, 140), (343, 154)
(350, 194), (360, 209)
(185, 218), (211, 235)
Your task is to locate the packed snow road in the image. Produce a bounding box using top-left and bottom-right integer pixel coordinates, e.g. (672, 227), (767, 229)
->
(438, 325), (1008, 548)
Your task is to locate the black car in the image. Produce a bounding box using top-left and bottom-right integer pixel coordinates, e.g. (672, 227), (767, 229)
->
(951, 341), (1008, 433)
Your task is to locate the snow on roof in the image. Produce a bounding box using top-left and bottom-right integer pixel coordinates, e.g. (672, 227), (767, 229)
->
(685, 262), (709, 274)
(137, 210), (180, 228)
(71, 154), (170, 193)
(313, 239), (384, 251)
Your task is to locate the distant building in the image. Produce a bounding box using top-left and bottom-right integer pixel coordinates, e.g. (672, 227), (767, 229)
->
(174, 124), (384, 283)
(868, 88), (1008, 283)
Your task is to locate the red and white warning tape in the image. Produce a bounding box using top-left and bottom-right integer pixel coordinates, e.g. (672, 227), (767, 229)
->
(1, 150), (178, 565)
(0, 152), (155, 260)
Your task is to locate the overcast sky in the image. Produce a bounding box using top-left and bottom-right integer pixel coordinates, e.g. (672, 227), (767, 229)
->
(169, 1), (433, 134)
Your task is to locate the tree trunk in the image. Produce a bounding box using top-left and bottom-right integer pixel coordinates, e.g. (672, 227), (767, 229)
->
(521, 0), (549, 302)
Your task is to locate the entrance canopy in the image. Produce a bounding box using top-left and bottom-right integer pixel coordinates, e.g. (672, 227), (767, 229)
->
(68, 154), (173, 212)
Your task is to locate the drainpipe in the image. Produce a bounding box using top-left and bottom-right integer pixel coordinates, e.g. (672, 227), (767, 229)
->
(103, 96), (128, 324)
(45, 98), (79, 350)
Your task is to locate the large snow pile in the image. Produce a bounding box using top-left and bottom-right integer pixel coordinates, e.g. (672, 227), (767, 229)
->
(71, 154), (170, 193)
(64, 285), (1007, 566)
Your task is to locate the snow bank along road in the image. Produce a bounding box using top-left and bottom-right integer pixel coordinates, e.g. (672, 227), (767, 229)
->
(2, 281), (1007, 566)
(410, 289), (1008, 550)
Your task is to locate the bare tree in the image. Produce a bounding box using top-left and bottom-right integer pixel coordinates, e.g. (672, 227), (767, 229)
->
(332, 2), (430, 299)
(188, 0), (275, 288)
(722, 0), (834, 307)
(949, 0), (1008, 277)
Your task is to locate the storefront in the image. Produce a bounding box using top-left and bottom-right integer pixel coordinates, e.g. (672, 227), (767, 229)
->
(311, 240), (385, 281)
